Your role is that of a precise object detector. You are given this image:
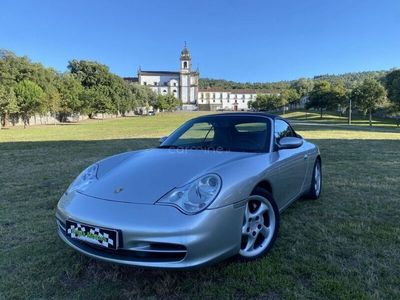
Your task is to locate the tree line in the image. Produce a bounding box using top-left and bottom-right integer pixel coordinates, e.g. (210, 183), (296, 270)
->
(246, 72), (400, 126)
(199, 70), (388, 91)
(0, 50), (180, 128)
(1, 49), (399, 128)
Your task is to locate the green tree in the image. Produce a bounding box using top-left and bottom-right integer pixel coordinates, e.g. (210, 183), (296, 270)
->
(0, 86), (18, 128)
(291, 78), (314, 98)
(385, 69), (400, 113)
(14, 80), (45, 127)
(306, 81), (347, 118)
(57, 74), (84, 121)
(330, 81), (348, 113)
(131, 84), (158, 113)
(350, 79), (386, 126)
(153, 94), (181, 111)
(81, 87), (115, 118)
(281, 88), (300, 105)
(306, 81), (332, 118)
(44, 85), (61, 122)
(67, 60), (110, 88)
(249, 94), (286, 111)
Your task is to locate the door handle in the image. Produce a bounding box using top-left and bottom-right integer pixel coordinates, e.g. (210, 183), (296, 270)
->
(304, 154), (308, 160)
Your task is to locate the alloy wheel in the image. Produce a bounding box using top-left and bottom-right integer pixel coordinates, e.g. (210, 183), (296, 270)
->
(239, 195), (276, 258)
(314, 162), (321, 197)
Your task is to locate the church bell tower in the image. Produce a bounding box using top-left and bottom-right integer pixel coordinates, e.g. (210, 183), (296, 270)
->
(180, 42), (192, 104)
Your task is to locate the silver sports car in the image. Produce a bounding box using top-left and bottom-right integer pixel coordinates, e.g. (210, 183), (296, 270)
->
(56, 113), (322, 268)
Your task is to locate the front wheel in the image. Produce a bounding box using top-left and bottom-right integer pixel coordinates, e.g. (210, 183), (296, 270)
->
(239, 189), (280, 260)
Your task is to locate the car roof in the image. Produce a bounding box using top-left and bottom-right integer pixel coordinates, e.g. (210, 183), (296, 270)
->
(199, 112), (281, 120)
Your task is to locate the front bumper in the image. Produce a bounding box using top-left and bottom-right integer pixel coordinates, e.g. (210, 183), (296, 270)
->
(56, 191), (244, 269)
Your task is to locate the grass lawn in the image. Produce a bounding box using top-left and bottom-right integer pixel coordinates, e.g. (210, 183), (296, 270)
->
(283, 110), (400, 128)
(1, 112), (399, 299)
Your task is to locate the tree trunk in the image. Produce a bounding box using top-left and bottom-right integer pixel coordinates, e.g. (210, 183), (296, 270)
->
(320, 108), (323, 119)
(1, 113), (9, 129)
(369, 110), (372, 127)
(348, 99), (352, 125)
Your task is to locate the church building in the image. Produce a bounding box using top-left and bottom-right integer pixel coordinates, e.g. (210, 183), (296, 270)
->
(125, 44), (275, 111)
(136, 44), (199, 110)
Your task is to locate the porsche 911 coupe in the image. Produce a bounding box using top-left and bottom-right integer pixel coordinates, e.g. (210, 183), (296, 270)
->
(56, 113), (322, 268)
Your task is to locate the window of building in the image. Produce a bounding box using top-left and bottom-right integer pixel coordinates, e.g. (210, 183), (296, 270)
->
(154, 82), (158, 86)
(242, 100), (245, 103)
(213, 99), (215, 103)
(173, 82), (177, 86)
(173, 89), (177, 93)
(143, 82), (147, 85)
(183, 61), (188, 69)
(163, 90), (167, 93)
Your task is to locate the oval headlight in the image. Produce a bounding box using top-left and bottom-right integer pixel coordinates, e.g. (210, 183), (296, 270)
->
(156, 174), (222, 214)
(66, 164), (99, 194)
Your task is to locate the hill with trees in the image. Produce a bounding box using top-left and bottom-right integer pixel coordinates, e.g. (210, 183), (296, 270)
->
(199, 70), (389, 91)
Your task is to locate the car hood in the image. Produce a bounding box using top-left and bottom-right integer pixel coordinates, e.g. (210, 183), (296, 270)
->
(80, 148), (259, 204)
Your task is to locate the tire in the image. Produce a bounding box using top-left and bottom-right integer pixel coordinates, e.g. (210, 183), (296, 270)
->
(238, 187), (280, 261)
(307, 158), (322, 199)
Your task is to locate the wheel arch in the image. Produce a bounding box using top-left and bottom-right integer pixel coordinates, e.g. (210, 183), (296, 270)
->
(251, 180), (274, 198)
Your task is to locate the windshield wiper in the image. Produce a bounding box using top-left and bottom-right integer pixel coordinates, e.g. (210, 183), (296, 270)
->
(157, 145), (178, 149)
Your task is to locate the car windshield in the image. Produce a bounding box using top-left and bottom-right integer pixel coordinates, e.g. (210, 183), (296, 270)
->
(159, 115), (272, 153)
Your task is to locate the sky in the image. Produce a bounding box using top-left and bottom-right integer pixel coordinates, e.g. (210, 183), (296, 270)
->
(1, 0), (399, 82)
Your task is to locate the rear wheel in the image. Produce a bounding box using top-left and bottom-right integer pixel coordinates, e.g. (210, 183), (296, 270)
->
(239, 188), (279, 260)
(307, 159), (322, 199)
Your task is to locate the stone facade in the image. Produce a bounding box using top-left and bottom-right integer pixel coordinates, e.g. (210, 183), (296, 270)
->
(136, 45), (199, 110)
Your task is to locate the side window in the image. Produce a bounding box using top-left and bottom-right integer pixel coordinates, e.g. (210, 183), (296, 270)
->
(274, 119), (295, 141)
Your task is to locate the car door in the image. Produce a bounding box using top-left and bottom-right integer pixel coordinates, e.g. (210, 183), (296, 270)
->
(274, 119), (308, 206)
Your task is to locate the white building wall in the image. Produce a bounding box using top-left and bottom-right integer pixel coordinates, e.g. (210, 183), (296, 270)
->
(199, 91), (262, 111)
(180, 74), (190, 103)
(139, 74), (179, 86)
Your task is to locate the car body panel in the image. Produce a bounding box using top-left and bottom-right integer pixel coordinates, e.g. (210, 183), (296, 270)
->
(56, 191), (243, 268)
(82, 149), (259, 205)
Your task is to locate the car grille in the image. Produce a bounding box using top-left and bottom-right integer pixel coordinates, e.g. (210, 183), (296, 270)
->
(57, 219), (187, 263)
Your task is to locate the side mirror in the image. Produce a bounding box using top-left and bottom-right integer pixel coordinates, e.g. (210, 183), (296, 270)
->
(159, 136), (168, 145)
(278, 137), (303, 149)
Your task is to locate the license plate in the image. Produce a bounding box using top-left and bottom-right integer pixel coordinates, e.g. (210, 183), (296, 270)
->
(66, 220), (118, 250)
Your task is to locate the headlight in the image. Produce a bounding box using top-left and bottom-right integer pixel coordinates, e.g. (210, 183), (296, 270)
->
(66, 164), (98, 194)
(156, 174), (222, 214)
